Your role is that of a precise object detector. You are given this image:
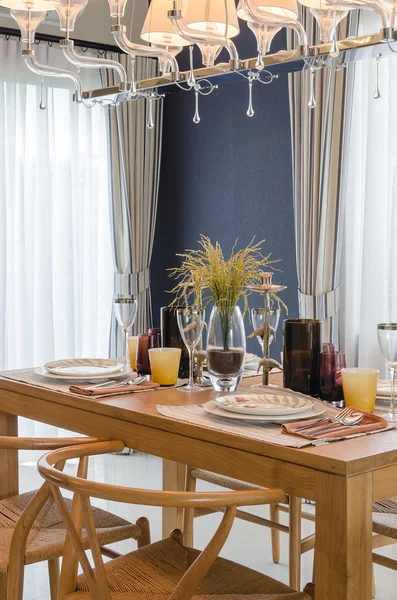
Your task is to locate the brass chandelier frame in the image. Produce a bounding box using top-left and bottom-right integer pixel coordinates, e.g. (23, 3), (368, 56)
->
(80, 27), (397, 103)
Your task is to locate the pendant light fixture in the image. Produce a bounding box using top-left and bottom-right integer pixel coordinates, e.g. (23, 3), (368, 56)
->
(141, 0), (189, 74)
(110, 0), (180, 83)
(237, 1), (286, 68)
(297, 0), (348, 44)
(325, 0), (394, 39)
(168, 0), (240, 69)
(0, 0), (84, 101)
(183, 0), (239, 66)
(239, 0), (309, 52)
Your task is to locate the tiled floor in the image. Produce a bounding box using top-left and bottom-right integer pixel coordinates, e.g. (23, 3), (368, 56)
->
(19, 450), (397, 600)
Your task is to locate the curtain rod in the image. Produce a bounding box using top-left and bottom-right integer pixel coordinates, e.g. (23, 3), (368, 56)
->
(0, 26), (122, 53)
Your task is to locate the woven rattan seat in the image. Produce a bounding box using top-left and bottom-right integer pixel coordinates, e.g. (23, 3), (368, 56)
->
(66, 595), (310, 599)
(0, 489), (139, 571)
(372, 496), (397, 538)
(65, 537), (311, 600)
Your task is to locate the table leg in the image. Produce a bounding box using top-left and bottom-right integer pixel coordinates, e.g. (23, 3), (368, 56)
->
(315, 471), (372, 600)
(162, 459), (186, 539)
(289, 496), (302, 591)
(0, 412), (18, 500)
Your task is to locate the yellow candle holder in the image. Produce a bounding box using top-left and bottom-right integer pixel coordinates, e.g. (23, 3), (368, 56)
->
(341, 368), (379, 413)
(149, 348), (181, 386)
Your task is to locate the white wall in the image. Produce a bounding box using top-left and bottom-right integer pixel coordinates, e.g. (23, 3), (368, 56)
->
(0, 0), (149, 45)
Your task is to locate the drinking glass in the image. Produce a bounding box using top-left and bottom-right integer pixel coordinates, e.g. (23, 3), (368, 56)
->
(127, 335), (138, 370)
(114, 295), (138, 365)
(320, 349), (346, 405)
(251, 308), (280, 353)
(136, 334), (151, 376)
(341, 368), (379, 413)
(149, 348), (181, 386)
(176, 308), (205, 392)
(377, 323), (397, 421)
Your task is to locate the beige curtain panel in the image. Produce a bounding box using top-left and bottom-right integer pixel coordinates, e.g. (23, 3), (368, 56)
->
(102, 55), (164, 354)
(288, 9), (359, 344)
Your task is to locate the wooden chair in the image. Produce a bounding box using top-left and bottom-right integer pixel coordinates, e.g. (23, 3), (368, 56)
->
(0, 435), (147, 600)
(188, 469), (397, 598)
(184, 468), (315, 591)
(38, 439), (315, 600)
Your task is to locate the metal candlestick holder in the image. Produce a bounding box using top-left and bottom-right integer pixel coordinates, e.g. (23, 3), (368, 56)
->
(246, 272), (286, 387)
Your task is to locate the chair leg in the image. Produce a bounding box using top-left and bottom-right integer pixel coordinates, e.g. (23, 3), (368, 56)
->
(269, 503), (281, 564)
(289, 496), (302, 591)
(0, 573), (7, 600)
(183, 467), (196, 547)
(48, 558), (60, 600)
(136, 516), (151, 548)
(372, 563), (376, 599)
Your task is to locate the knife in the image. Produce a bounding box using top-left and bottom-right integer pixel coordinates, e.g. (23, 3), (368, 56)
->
(290, 418), (329, 433)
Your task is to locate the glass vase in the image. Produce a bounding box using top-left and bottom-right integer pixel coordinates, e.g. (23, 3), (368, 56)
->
(206, 305), (246, 392)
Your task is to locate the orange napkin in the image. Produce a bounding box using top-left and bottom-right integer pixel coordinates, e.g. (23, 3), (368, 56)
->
(281, 410), (388, 440)
(69, 381), (161, 396)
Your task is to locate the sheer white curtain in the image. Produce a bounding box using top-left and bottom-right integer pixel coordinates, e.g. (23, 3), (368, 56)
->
(340, 12), (397, 370)
(0, 37), (113, 440)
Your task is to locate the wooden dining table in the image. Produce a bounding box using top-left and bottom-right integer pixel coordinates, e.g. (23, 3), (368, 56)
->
(0, 369), (396, 599)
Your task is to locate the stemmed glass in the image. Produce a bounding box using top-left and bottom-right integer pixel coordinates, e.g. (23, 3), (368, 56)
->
(251, 307), (280, 389)
(377, 323), (397, 421)
(114, 295), (138, 366)
(176, 308), (205, 392)
(251, 308), (280, 353)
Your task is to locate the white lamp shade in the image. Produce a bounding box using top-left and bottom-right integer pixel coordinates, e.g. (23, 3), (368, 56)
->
(141, 0), (189, 46)
(0, 0), (53, 9)
(237, 0), (298, 20)
(185, 0), (240, 38)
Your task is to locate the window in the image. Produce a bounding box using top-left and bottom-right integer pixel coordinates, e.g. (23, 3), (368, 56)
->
(0, 38), (113, 370)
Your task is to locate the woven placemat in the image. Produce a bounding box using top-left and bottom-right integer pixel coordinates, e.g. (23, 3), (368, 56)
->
(157, 402), (395, 448)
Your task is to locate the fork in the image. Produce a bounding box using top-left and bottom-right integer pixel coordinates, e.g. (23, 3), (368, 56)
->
(290, 407), (354, 433)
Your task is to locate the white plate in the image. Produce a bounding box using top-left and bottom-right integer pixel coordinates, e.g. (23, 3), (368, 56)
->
(215, 393), (314, 416)
(203, 400), (326, 423)
(44, 358), (124, 377)
(35, 365), (133, 383)
(377, 380), (394, 397)
(245, 353), (259, 364)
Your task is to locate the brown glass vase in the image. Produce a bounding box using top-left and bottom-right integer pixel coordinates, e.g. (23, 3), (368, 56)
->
(283, 319), (322, 396)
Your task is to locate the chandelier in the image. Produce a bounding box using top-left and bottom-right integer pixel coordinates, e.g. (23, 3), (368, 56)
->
(1, 0), (395, 120)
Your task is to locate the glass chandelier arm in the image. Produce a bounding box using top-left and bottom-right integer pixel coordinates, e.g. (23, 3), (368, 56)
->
(240, 0), (308, 49)
(22, 49), (82, 102)
(329, 0), (390, 28)
(60, 40), (128, 88)
(111, 24), (180, 79)
(168, 10), (240, 67)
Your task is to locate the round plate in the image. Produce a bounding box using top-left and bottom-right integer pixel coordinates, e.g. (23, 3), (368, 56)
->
(377, 380), (393, 397)
(215, 393), (314, 416)
(203, 400), (326, 423)
(35, 365), (133, 383)
(245, 353), (259, 363)
(44, 358), (124, 377)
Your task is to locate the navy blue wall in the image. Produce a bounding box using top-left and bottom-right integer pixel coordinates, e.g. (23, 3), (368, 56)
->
(151, 21), (298, 359)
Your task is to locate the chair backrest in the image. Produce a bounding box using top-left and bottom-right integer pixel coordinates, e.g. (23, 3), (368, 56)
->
(7, 436), (109, 592)
(38, 440), (286, 600)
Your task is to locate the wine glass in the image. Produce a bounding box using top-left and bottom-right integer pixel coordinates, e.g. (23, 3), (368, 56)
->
(251, 308), (280, 353)
(176, 308), (205, 392)
(377, 323), (397, 421)
(114, 295), (138, 365)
